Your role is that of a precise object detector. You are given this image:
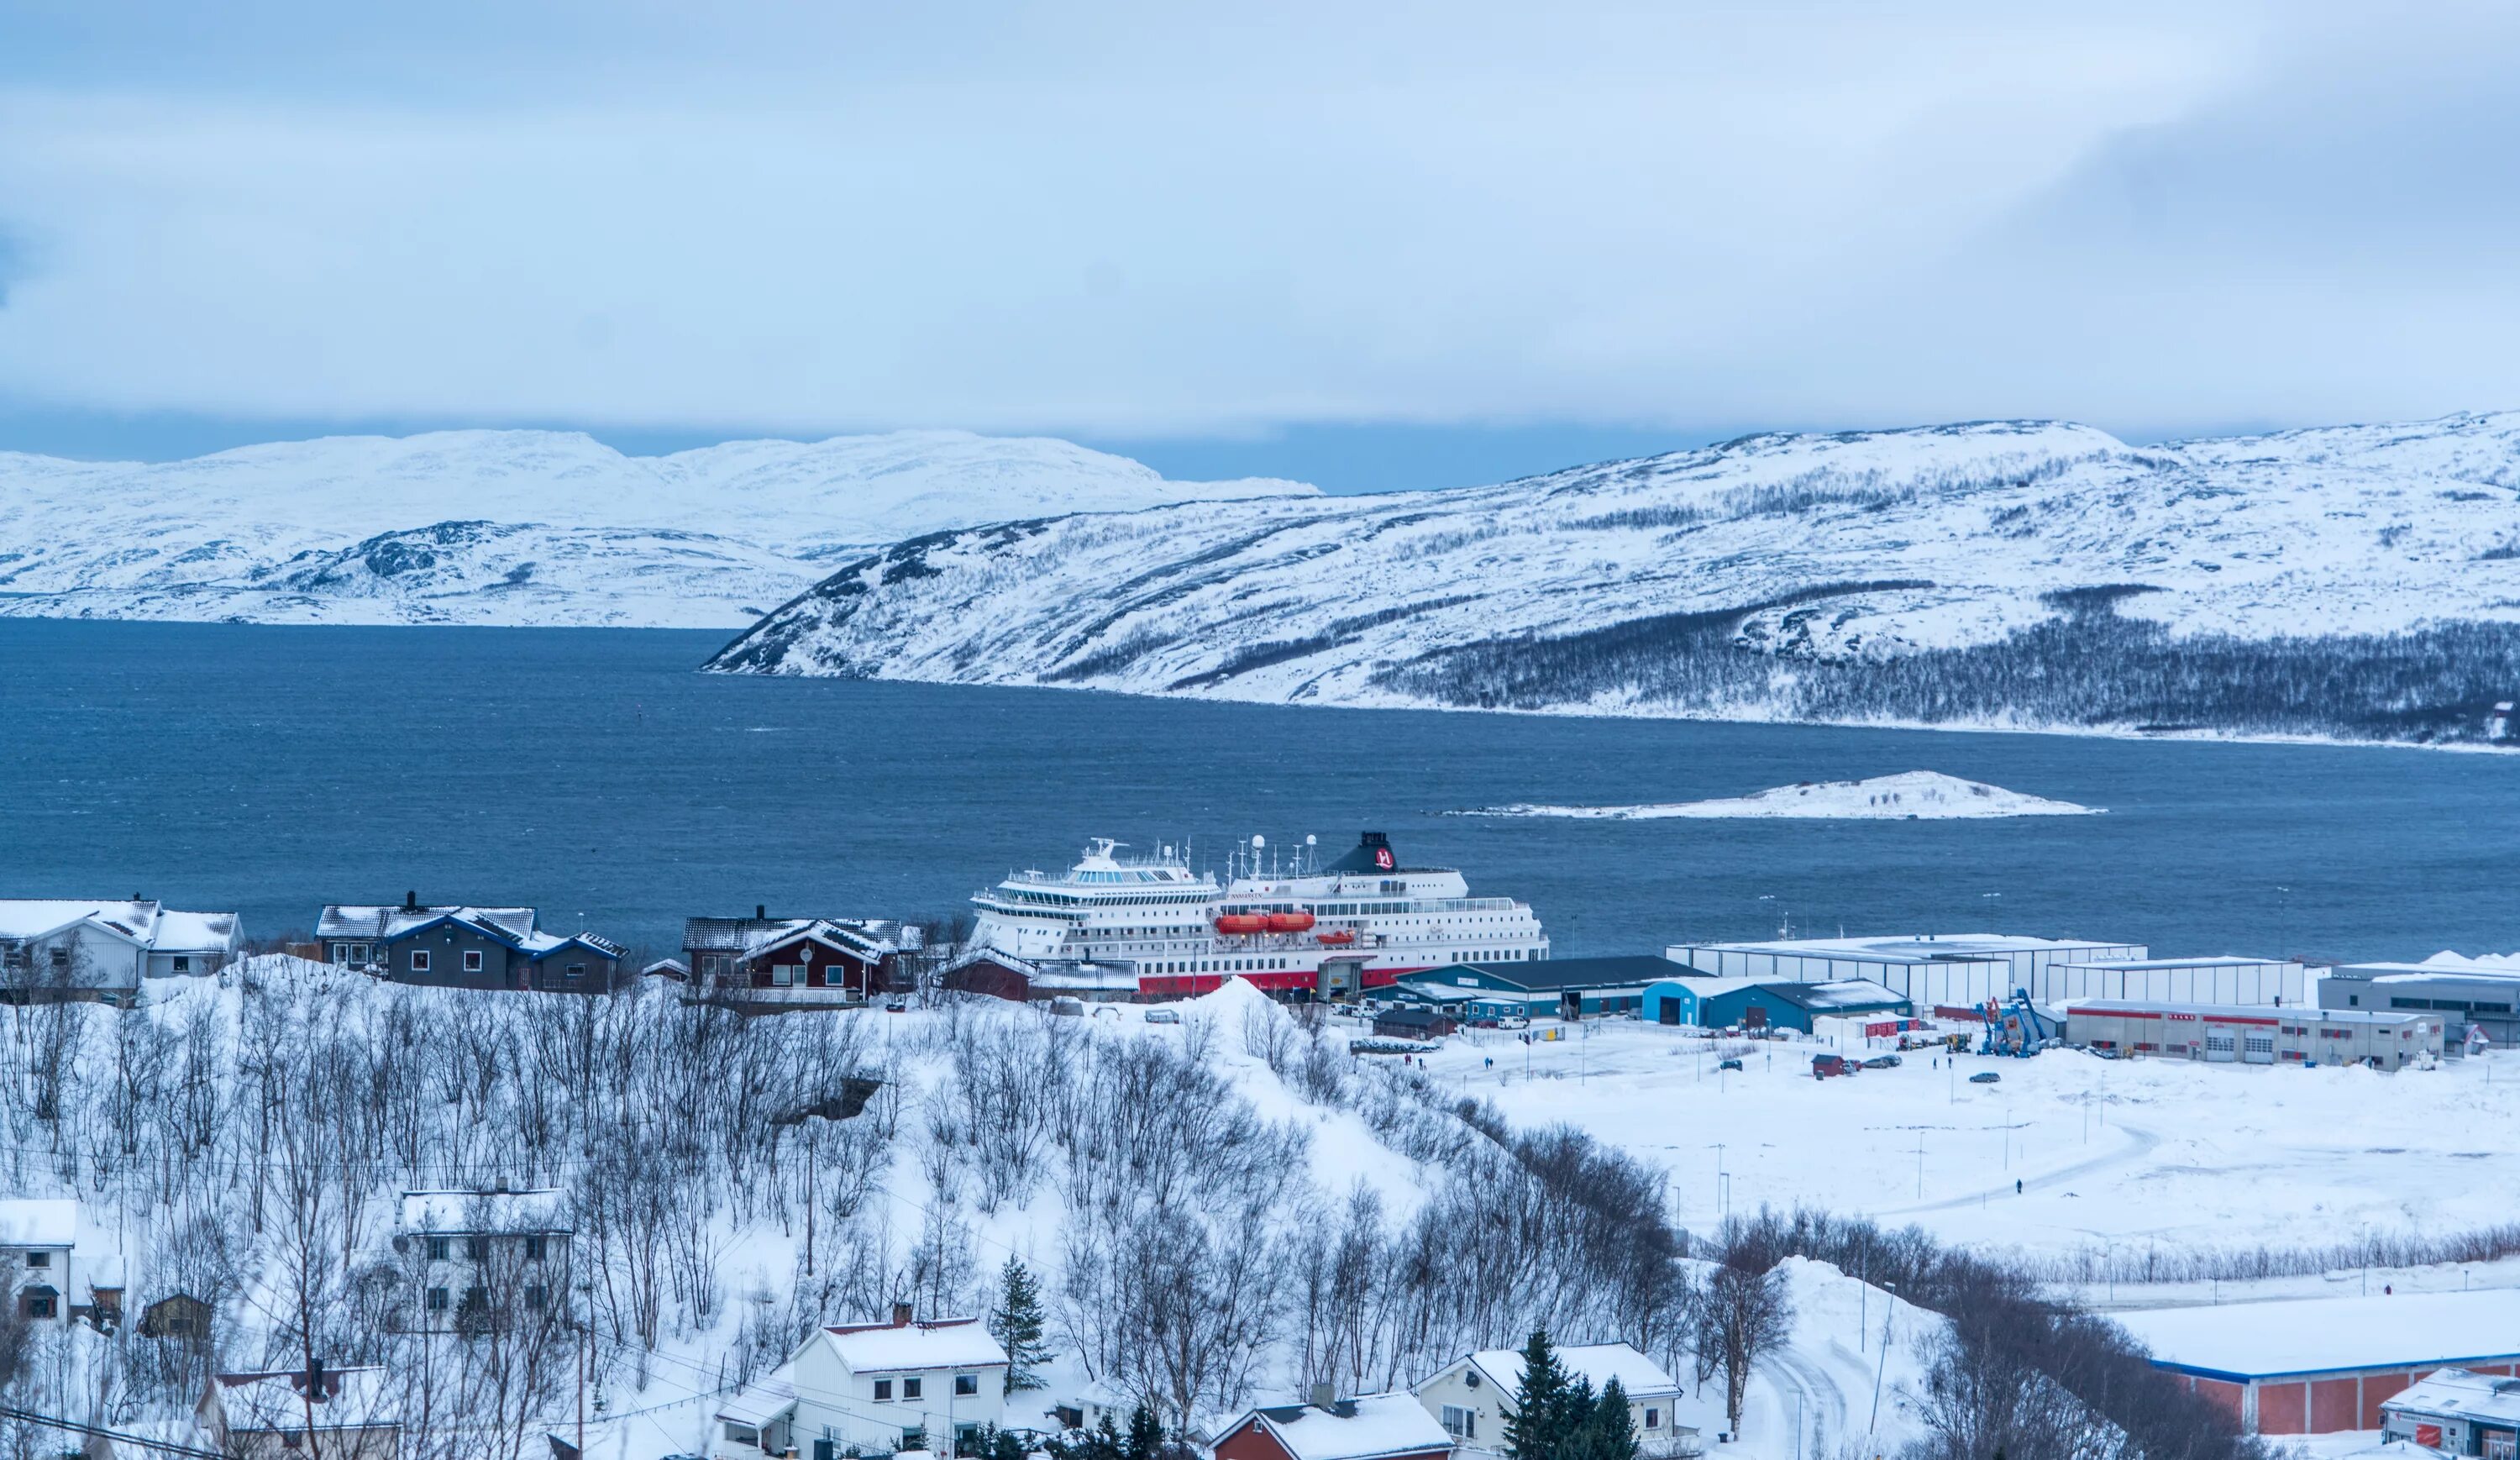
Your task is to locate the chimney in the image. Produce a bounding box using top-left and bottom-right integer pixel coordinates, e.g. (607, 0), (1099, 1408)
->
(405, 890), (419, 911)
(891, 1301), (913, 1327)
(757, 905), (768, 921)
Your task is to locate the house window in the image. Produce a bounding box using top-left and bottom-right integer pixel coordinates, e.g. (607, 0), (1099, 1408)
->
(566, 964), (585, 980)
(49, 948), (67, 969)
(410, 949), (430, 973)
(461, 1286), (486, 1310)
(524, 1235), (547, 1262)
(463, 950), (484, 973)
(426, 1287), (449, 1312)
(903, 1378), (922, 1400)
(463, 1237), (486, 1261)
(426, 1237), (449, 1261)
(24, 1292), (55, 1320)
(171, 956), (191, 974)
(771, 964), (795, 986)
(901, 1431), (926, 1452)
(874, 1379), (892, 1401)
(1441, 1405), (1477, 1438)
(955, 1374), (979, 1396)
(725, 1423), (759, 1447)
(24, 1253), (47, 1269)
(524, 1284), (549, 1310)
(1644, 1408), (1660, 1431)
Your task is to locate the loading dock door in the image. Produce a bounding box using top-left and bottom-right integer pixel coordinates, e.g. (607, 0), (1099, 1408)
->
(1659, 1000), (1678, 1026)
(2243, 1032), (2275, 1064)
(2204, 1032), (2237, 1063)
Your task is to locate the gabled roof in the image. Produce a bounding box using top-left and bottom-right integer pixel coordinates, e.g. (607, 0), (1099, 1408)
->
(816, 1316), (1008, 1373)
(520, 930), (625, 961)
(685, 915), (910, 957)
(0, 900), (159, 944)
(1458, 1342), (1681, 1400)
(213, 1366), (401, 1433)
(1220, 1394), (1452, 1460)
(318, 904), (538, 943)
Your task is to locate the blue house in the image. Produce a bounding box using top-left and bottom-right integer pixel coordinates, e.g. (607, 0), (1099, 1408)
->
(1641, 976), (1761, 1027)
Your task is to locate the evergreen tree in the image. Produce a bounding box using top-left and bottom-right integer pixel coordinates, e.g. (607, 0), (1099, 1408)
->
(1503, 1330), (1576, 1460)
(990, 1256), (1053, 1393)
(1125, 1402), (1166, 1460)
(1571, 1378), (1637, 1460)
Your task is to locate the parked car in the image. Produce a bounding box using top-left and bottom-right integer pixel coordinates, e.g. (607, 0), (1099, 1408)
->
(1716, 1058), (1744, 1072)
(1861, 1053), (1903, 1069)
(2083, 1045), (2120, 1060)
(1142, 1008), (1180, 1025)
(1810, 1053), (1858, 1079)
(1970, 1070), (2003, 1084)
(1498, 1015), (1531, 1030)
(884, 1001), (908, 1013)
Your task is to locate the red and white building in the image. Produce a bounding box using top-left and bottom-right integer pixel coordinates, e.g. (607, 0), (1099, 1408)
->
(2117, 1290), (2520, 1436)
(2061, 999), (2444, 1068)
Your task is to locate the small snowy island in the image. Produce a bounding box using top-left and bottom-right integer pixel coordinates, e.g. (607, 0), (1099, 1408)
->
(1455, 769), (2103, 821)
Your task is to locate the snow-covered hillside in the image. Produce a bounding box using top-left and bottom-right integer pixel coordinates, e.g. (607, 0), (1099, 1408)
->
(1453, 770), (2103, 820)
(710, 413), (2520, 743)
(0, 429), (1313, 626)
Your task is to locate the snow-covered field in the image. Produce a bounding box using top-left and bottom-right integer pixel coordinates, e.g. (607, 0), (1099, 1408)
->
(1409, 1019), (2520, 1272)
(1452, 770), (2103, 820)
(0, 429), (1312, 626)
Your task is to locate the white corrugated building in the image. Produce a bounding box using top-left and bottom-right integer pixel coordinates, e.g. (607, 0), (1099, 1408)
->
(2049, 956), (2313, 1007)
(1664, 932), (2144, 1011)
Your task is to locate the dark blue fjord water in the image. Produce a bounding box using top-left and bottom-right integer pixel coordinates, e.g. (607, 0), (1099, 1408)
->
(0, 618), (2511, 965)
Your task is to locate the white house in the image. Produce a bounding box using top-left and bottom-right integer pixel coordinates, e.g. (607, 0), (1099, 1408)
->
(1413, 1343), (1698, 1458)
(0, 1197), (125, 1326)
(717, 1305), (1010, 1460)
(0, 899), (241, 1006)
(392, 1186), (573, 1326)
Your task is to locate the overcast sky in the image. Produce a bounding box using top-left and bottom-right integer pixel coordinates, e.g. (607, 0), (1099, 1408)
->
(3, 2), (2518, 486)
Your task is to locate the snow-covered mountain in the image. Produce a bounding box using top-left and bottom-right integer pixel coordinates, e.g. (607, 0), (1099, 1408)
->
(709, 413), (2520, 744)
(0, 429), (1314, 626)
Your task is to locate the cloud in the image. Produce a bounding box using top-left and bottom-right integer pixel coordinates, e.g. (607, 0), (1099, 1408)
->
(0, 3), (2513, 439)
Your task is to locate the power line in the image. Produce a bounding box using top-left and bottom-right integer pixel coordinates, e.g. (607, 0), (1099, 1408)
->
(0, 1403), (228, 1460)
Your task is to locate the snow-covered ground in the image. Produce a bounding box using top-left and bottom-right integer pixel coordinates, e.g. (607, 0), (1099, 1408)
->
(1409, 1019), (2520, 1272)
(0, 429), (1313, 626)
(711, 411), (2520, 743)
(1452, 770), (2103, 820)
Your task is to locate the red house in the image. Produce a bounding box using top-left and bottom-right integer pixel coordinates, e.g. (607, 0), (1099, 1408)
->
(680, 912), (917, 1006)
(1211, 1392), (1453, 1460)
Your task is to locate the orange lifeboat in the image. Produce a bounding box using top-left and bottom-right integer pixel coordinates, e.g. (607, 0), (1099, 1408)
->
(1315, 928), (1357, 946)
(1214, 913), (1268, 935)
(1266, 911), (1316, 933)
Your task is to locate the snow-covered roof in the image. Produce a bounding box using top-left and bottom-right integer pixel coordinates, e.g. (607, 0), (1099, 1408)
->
(2358, 966), (2520, 986)
(519, 928), (625, 959)
(0, 1199), (76, 1247)
(0, 900), (239, 953)
(643, 957), (690, 978)
(1463, 1342), (1680, 1400)
(1226, 1394), (1453, 1460)
(317, 904), (536, 942)
(2113, 1292), (2520, 1379)
(1766, 979), (1909, 1011)
(215, 1366), (401, 1433)
(397, 1188), (572, 1234)
(820, 1317), (1009, 1374)
(2386, 1367), (2520, 1423)
(2076, 955), (2297, 971)
(717, 1364), (799, 1427)
(2066, 999), (2432, 1027)
(1679, 933), (2138, 964)
(685, 915), (909, 955)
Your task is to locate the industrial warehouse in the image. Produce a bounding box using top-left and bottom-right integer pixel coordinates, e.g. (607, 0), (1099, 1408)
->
(2062, 1000), (2444, 1067)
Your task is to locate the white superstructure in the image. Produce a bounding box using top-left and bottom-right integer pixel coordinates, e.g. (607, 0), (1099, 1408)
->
(969, 832), (1547, 995)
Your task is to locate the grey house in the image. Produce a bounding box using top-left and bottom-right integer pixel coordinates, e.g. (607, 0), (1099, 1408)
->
(0, 899), (242, 1007)
(319, 895), (623, 994)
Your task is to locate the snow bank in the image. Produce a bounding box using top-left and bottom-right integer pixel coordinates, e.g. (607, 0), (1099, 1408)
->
(1455, 770), (2103, 820)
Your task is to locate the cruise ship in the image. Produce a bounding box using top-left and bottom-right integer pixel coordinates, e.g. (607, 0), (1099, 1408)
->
(968, 832), (1549, 996)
